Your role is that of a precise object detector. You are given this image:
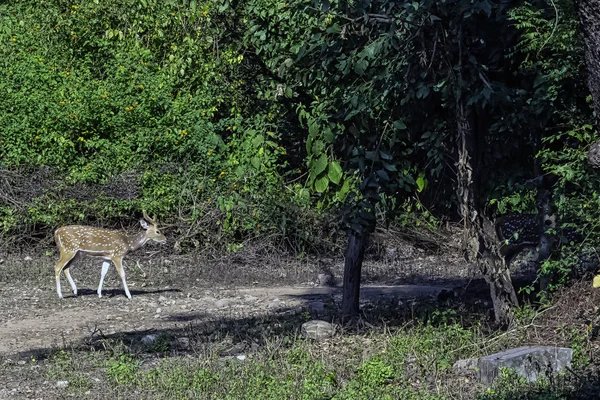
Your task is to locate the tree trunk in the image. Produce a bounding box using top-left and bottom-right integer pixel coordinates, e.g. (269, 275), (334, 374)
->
(456, 101), (518, 326)
(475, 215), (519, 327)
(342, 232), (367, 318)
(575, 0), (600, 119)
(574, 0), (600, 165)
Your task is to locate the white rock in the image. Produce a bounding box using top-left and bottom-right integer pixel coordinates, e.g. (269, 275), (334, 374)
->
(141, 334), (158, 345)
(301, 320), (335, 340)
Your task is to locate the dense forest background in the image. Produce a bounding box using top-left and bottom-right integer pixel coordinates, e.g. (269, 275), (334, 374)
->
(2, 0), (600, 315)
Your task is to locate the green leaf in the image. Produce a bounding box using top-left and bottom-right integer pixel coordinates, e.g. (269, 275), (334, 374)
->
(354, 59), (368, 75)
(379, 151), (392, 160)
(251, 135), (264, 148)
(328, 161), (343, 184)
(376, 169), (390, 181)
(416, 174), (427, 192)
(393, 120), (406, 130)
(308, 121), (318, 137)
(314, 175), (329, 193)
(382, 161), (397, 172)
(311, 154), (328, 176)
(416, 85), (430, 99)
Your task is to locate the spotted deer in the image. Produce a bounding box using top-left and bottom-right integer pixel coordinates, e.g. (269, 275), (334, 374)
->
(53, 211), (166, 300)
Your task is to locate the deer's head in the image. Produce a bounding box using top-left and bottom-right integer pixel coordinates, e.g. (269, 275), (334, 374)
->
(141, 210), (167, 244)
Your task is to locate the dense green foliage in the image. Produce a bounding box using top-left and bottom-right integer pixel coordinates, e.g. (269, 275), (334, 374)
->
(1, 0), (599, 293)
(0, 0), (316, 251)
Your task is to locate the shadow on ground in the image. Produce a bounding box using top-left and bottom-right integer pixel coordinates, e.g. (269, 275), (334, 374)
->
(62, 287), (182, 299)
(9, 275), (496, 361)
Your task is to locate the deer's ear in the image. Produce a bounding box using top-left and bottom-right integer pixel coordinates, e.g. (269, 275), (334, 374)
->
(140, 219), (149, 229)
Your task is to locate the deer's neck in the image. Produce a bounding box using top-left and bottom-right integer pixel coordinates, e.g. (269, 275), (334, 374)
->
(126, 231), (149, 251)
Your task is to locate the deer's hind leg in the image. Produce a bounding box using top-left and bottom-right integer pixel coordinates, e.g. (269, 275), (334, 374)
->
(55, 252), (78, 299)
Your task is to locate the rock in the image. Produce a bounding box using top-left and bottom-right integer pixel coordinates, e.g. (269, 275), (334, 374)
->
(301, 320), (335, 340)
(141, 334), (158, 345)
(478, 346), (573, 386)
(56, 381), (69, 389)
(453, 357), (478, 372)
(317, 273), (334, 286)
(224, 342), (247, 355)
(267, 301), (281, 310)
(24, 256), (33, 261)
(176, 337), (190, 349)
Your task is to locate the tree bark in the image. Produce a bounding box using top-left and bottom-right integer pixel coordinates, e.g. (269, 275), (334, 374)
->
(456, 101), (519, 326)
(342, 232), (367, 318)
(574, 0), (600, 165)
(575, 0), (600, 119)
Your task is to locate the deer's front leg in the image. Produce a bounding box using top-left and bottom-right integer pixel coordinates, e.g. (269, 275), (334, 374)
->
(113, 258), (132, 300)
(97, 261), (110, 298)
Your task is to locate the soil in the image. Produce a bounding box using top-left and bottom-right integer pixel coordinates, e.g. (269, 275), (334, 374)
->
(0, 239), (475, 359)
(0, 281), (455, 358)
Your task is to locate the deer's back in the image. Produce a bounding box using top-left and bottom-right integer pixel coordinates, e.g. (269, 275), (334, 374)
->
(55, 225), (129, 254)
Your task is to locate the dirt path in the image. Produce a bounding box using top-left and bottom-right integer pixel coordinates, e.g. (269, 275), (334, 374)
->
(0, 283), (451, 358)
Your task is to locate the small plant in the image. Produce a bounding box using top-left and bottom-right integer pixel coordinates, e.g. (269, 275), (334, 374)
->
(105, 354), (140, 385)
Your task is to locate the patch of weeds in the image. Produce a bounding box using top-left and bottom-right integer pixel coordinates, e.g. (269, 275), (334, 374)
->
(146, 333), (172, 353)
(478, 367), (570, 400)
(389, 322), (477, 373)
(567, 328), (591, 368)
(513, 303), (540, 325)
(105, 354), (140, 385)
(46, 350), (93, 392)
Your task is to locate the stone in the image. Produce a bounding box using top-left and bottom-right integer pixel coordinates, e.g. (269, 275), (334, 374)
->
(24, 256), (33, 261)
(317, 273), (334, 286)
(453, 357), (478, 372)
(301, 320), (335, 340)
(55, 381), (69, 389)
(141, 334), (158, 345)
(478, 346), (573, 385)
(176, 337), (190, 349)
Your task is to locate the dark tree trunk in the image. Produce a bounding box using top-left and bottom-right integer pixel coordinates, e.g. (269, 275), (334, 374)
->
(575, 0), (600, 119)
(342, 232), (367, 318)
(574, 0), (600, 166)
(456, 101), (518, 326)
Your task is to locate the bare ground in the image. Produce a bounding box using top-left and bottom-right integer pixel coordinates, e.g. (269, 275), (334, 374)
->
(0, 241), (474, 358)
(0, 282), (457, 357)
